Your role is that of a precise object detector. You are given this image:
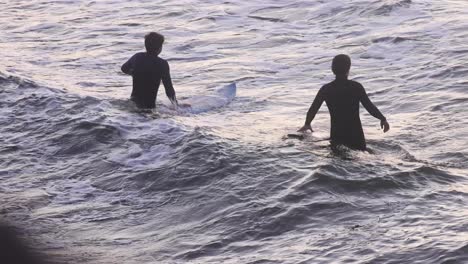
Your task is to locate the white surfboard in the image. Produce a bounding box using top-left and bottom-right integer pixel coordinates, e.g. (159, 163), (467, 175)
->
(176, 83), (236, 114)
(285, 130), (329, 142)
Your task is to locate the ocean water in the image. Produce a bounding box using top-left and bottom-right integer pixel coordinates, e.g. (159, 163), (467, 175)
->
(1, 0), (467, 263)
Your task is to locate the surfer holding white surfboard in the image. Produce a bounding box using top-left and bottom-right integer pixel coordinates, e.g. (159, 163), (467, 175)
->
(298, 54), (390, 151)
(121, 32), (189, 109)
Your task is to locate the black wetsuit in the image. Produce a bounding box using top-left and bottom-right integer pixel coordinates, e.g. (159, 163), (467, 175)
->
(121, 52), (176, 109)
(305, 76), (386, 150)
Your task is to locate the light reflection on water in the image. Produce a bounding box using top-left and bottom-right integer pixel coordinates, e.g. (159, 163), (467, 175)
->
(0, 0), (467, 263)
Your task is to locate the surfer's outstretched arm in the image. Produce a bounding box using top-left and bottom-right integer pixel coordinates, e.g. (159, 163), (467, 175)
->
(298, 87), (325, 132)
(359, 84), (390, 132)
(121, 54), (137, 75)
(162, 60), (177, 105)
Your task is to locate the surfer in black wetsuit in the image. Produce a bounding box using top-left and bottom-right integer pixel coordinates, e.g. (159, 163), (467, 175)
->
(298, 54), (390, 150)
(121, 32), (178, 109)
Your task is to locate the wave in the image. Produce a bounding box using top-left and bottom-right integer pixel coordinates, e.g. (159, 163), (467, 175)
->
(430, 97), (468, 111)
(1, 0), (467, 259)
(364, 0), (412, 16)
(174, 200), (353, 261)
(51, 121), (122, 156)
(372, 36), (414, 43)
(368, 242), (468, 264)
(288, 165), (463, 196)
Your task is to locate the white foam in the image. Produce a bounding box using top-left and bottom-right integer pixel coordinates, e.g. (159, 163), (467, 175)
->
(107, 143), (175, 169)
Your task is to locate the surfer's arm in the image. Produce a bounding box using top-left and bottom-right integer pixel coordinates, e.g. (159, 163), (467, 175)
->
(299, 87), (325, 132)
(162, 60), (177, 105)
(359, 84), (390, 132)
(359, 84), (385, 120)
(305, 87), (325, 125)
(121, 54), (137, 75)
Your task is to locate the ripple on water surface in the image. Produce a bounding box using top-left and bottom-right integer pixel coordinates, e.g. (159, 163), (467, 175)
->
(0, 0), (468, 263)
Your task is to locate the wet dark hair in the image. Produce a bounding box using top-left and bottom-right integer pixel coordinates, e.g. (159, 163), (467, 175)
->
(145, 32), (164, 53)
(332, 54), (351, 76)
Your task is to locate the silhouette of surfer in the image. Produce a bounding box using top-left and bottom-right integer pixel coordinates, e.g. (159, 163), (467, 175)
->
(122, 32), (188, 109)
(298, 54), (390, 150)
(0, 223), (47, 264)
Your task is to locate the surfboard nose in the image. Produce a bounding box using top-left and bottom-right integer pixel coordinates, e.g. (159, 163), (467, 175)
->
(217, 83), (236, 99)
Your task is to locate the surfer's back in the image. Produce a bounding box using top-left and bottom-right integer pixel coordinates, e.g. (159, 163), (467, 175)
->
(299, 54), (389, 150)
(121, 32), (177, 109)
(322, 79), (363, 121)
(128, 52), (170, 108)
(319, 78), (366, 149)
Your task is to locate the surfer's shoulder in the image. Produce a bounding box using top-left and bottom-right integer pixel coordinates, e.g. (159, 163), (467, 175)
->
(348, 79), (363, 87)
(157, 57), (170, 70)
(347, 79), (365, 92)
(321, 81), (334, 91)
(151, 55), (168, 64)
(129, 52), (146, 62)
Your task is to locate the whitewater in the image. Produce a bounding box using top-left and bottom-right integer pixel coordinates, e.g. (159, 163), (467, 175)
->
(0, 0), (467, 263)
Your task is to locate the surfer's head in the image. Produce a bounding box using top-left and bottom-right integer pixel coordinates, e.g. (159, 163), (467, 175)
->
(145, 32), (165, 55)
(332, 54), (351, 77)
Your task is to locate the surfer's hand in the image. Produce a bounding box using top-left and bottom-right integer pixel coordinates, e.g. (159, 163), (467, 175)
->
(381, 120), (390, 133)
(298, 124), (313, 133)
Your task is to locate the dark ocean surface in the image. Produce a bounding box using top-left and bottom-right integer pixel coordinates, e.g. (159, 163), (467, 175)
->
(0, 0), (467, 263)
